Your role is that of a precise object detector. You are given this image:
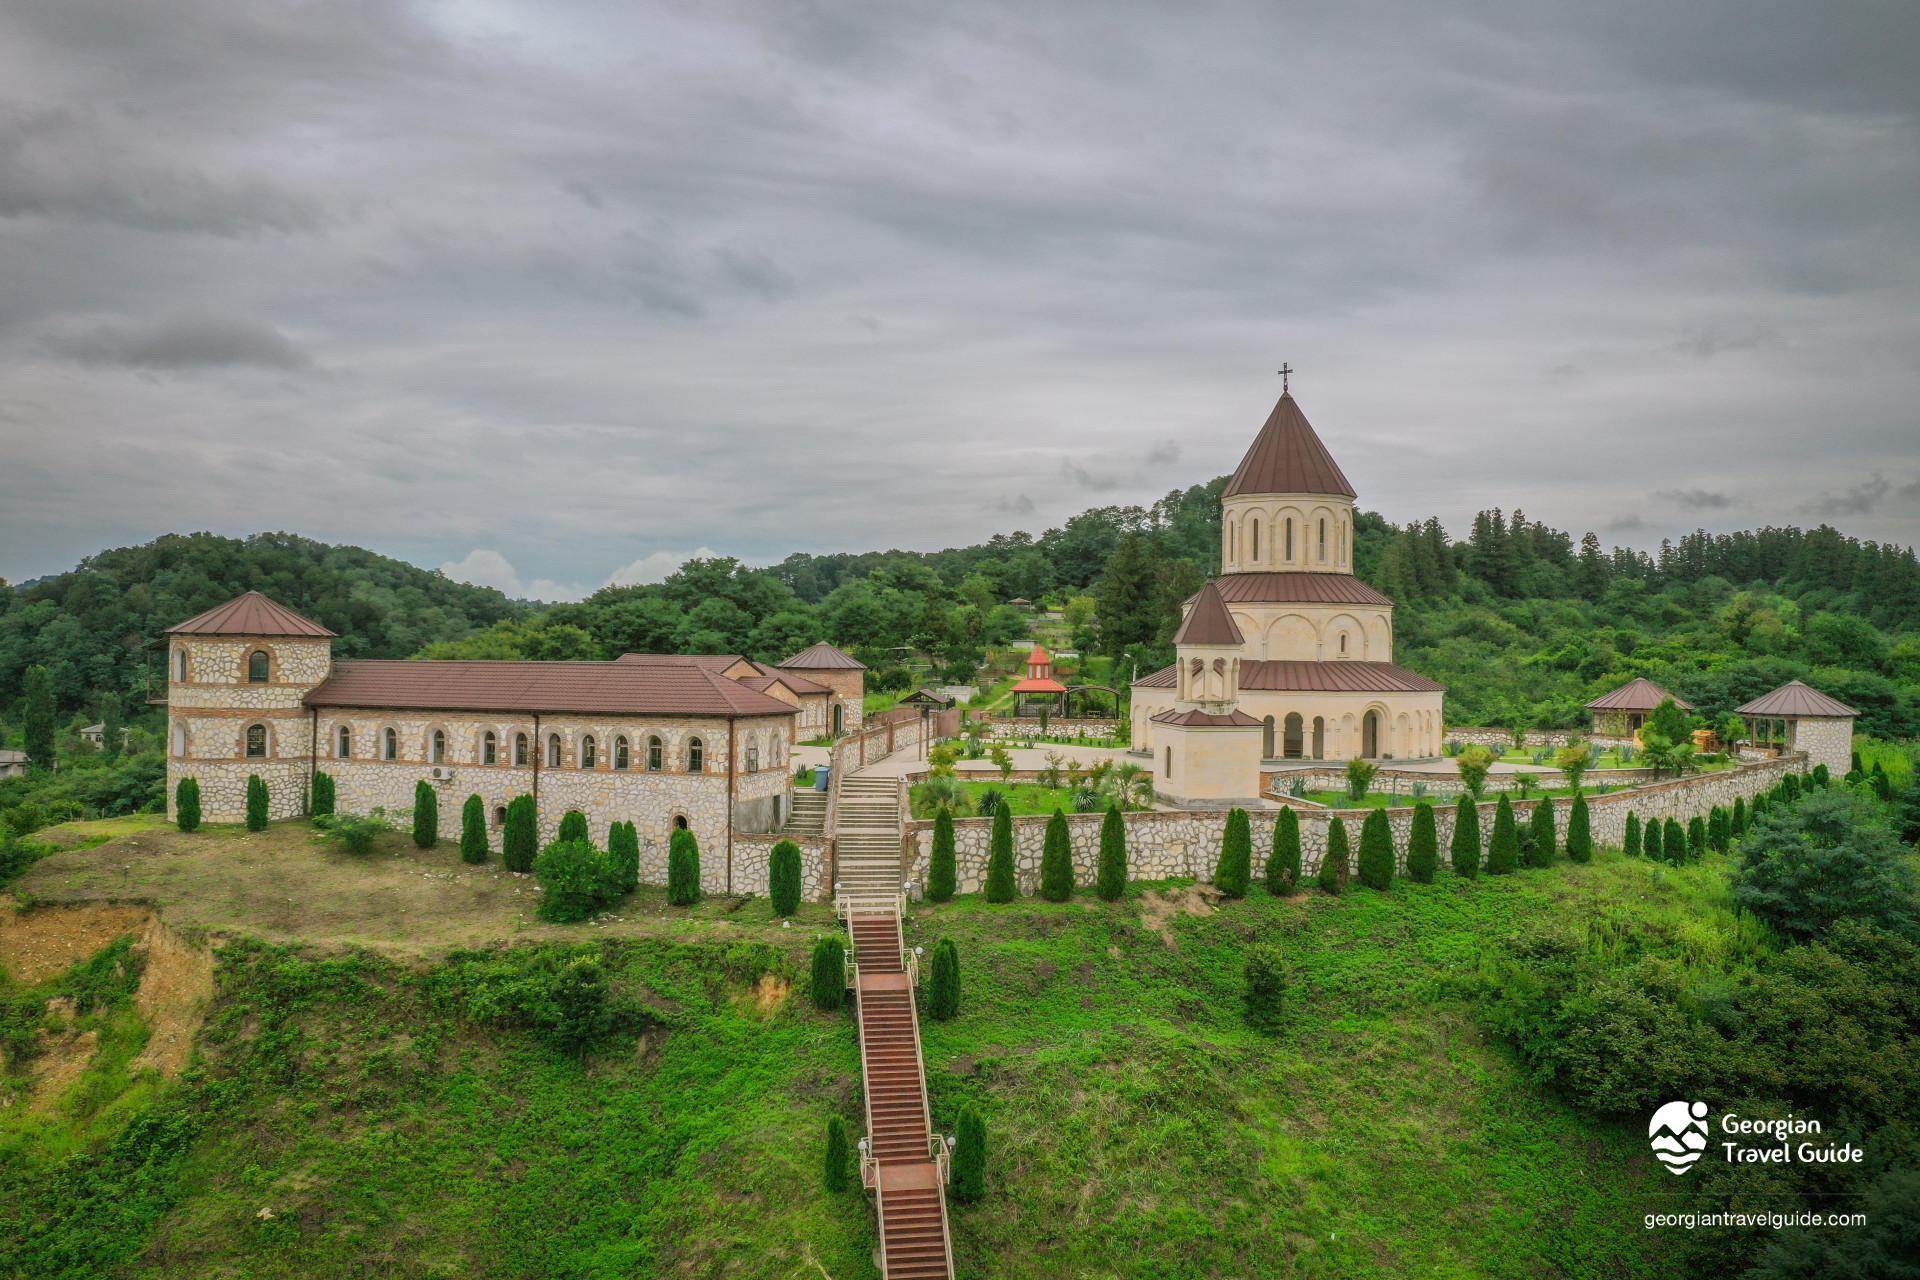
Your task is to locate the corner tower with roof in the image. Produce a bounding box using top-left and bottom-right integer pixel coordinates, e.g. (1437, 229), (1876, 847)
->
(777, 641), (866, 737)
(1133, 389), (1446, 790)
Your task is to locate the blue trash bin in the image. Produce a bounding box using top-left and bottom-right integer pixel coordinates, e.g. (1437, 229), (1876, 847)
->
(815, 765), (831, 791)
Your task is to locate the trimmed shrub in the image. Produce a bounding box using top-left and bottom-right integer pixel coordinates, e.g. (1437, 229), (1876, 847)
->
(1731, 796), (1747, 837)
(549, 955), (613, 1059)
(503, 795), (537, 872)
(311, 771), (336, 818)
(412, 780), (437, 849)
(1318, 818), (1349, 894)
(927, 938), (959, 1021)
(1215, 808), (1252, 898)
(1781, 773), (1800, 802)
(1356, 808), (1395, 890)
(1040, 810), (1073, 902)
(1267, 807), (1301, 895)
(175, 777), (201, 833)
(1565, 792), (1592, 863)
(769, 839), (802, 915)
(810, 935), (846, 1010)
(1708, 805), (1730, 854)
(558, 810), (589, 843)
(952, 1110), (986, 1204)
(1096, 805), (1127, 901)
(1486, 795), (1518, 874)
(608, 820), (640, 895)
(668, 827), (701, 905)
(1525, 800), (1556, 868)
(824, 1115), (850, 1192)
(1623, 811), (1641, 857)
(929, 809), (957, 903)
(1406, 801), (1438, 883)
(984, 804), (1016, 902)
(245, 774), (269, 831)
(460, 794), (488, 864)
(1643, 815), (1663, 861)
(317, 809), (391, 856)
(1664, 818), (1685, 864)
(1687, 815), (1707, 861)
(1450, 794), (1480, 878)
(1243, 944), (1286, 1030)
(1811, 763), (1830, 788)
(534, 839), (610, 922)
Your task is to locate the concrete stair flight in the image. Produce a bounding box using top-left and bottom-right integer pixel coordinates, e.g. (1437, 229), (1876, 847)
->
(836, 773), (906, 899)
(784, 789), (827, 835)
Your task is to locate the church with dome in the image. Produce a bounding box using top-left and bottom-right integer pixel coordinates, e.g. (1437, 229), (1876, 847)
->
(1130, 389), (1446, 807)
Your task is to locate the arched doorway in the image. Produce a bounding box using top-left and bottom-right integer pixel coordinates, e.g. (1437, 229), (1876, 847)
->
(1312, 716), (1325, 759)
(1362, 710), (1381, 758)
(1283, 712), (1304, 758)
(673, 814), (689, 832)
(1262, 715), (1275, 758)
(831, 702), (844, 736)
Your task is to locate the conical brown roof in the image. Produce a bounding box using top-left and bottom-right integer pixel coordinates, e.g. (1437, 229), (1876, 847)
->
(1735, 681), (1857, 718)
(1173, 580), (1244, 646)
(778, 641), (865, 670)
(1223, 393), (1356, 499)
(1585, 677), (1691, 712)
(165, 591), (336, 637)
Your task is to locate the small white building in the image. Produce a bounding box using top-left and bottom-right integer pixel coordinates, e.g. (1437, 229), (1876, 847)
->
(0, 749), (27, 779)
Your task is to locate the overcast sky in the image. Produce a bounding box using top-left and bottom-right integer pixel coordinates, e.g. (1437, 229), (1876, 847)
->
(3, 0), (1917, 599)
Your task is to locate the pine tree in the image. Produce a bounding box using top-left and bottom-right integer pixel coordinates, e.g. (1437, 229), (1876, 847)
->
(1267, 807), (1301, 894)
(559, 810), (589, 843)
(1643, 814), (1663, 860)
(246, 774), (269, 831)
(1096, 805), (1127, 901)
(503, 796), (537, 872)
(412, 780), (438, 849)
(824, 1115), (850, 1192)
(1318, 819), (1349, 894)
(1356, 808), (1395, 890)
(984, 804), (1016, 902)
(769, 839), (802, 915)
(1450, 795), (1481, 878)
(810, 935), (846, 1010)
(460, 794), (487, 864)
(1243, 944), (1286, 1030)
(175, 777), (201, 832)
(929, 808), (957, 902)
(1040, 810), (1073, 901)
(1624, 811), (1641, 858)
(952, 1110), (986, 1204)
(927, 938), (959, 1020)
(1664, 818), (1685, 864)
(1215, 808), (1252, 897)
(609, 821), (640, 894)
(1565, 793), (1592, 863)
(1687, 815), (1707, 861)
(22, 665), (55, 771)
(668, 828), (701, 904)
(1486, 795), (1518, 874)
(98, 693), (123, 761)
(1526, 801), (1556, 868)
(1731, 796), (1747, 837)
(1707, 806), (1730, 854)
(1406, 801), (1438, 883)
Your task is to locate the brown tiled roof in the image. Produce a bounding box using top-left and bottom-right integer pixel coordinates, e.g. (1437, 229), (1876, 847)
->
(1585, 677), (1692, 712)
(1210, 572), (1392, 607)
(1735, 681), (1858, 718)
(1223, 393), (1356, 499)
(1133, 664), (1177, 689)
(614, 653), (748, 672)
(778, 642), (865, 671)
(1174, 580), (1245, 646)
(737, 670), (830, 697)
(1151, 707), (1263, 728)
(1239, 660), (1445, 694)
(305, 659), (797, 717)
(1011, 677), (1068, 694)
(166, 591), (336, 638)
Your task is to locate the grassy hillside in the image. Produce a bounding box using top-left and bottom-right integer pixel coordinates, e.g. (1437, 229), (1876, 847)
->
(2, 821), (1704, 1278)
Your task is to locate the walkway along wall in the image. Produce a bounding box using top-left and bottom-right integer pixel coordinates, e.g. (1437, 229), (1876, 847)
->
(905, 753), (1806, 896)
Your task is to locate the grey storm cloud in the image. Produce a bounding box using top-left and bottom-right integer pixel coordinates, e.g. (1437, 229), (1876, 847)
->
(0, 0), (1918, 590)
(1804, 475), (1891, 519)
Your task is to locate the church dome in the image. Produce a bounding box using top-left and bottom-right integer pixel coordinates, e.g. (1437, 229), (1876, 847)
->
(1223, 393), (1355, 499)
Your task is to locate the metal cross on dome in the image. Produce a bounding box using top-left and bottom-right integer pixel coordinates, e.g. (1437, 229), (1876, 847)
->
(1277, 363), (1292, 393)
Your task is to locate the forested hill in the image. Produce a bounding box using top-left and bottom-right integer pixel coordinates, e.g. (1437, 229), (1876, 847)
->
(0, 533), (519, 717)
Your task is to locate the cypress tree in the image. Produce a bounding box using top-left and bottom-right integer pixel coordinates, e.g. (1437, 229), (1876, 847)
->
(1642, 814), (1663, 860)
(609, 820), (640, 894)
(1526, 800), (1556, 867)
(668, 827), (701, 904)
(1450, 794), (1480, 878)
(769, 838), (802, 915)
(1664, 818), (1685, 863)
(246, 774), (269, 831)
(412, 780), (438, 848)
(1486, 794), (1518, 874)
(503, 795), (537, 871)
(1356, 808), (1395, 890)
(1623, 811), (1641, 858)
(824, 1115), (850, 1192)
(1317, 818), (1349, 894)
(1243, 944), (1286, 1030)
(1731, 796), (1747, 837)
(460, 794), (487, 864)
(1707, 806), (1730, 854)
(175, 777), (201, 833)
(1781, 773), (1800, 802)
(927, 937), (959, 1020)
(1870, 769), (1892, 802)
(1096, 805), (1127, 901)
(1406, 801), (1438, 883)
(1687, 815), (1707, 861)
(952, 1109), (986, 1204)
(810, 935), (845, 1010)
(1565, 793), (1592, 863)
(1851, 749), (1864, 775)
(1267, 807), (1301, 895)
(1040, 809), (1073, 902)
(311, 770), (336, 818)
(1215, 808), (1252, 898)
(559, 809), (589, 843)
(929, 808), (957, 902)
(1811, 763), (1830, 788)
(22, 665), (55, 772)
(984, 804), (1016, 902)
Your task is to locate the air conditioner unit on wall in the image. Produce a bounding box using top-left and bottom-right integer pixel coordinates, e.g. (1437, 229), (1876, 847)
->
(430, 766), (455, 783)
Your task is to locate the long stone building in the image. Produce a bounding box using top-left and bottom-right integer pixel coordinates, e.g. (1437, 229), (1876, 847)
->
(162, 591), (863, 888)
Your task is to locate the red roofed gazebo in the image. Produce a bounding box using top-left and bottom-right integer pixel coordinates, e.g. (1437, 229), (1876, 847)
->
(1010, 644), (1067, 718)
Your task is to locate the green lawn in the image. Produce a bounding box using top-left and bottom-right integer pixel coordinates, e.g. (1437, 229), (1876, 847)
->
(910, 779), (1118, 818)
